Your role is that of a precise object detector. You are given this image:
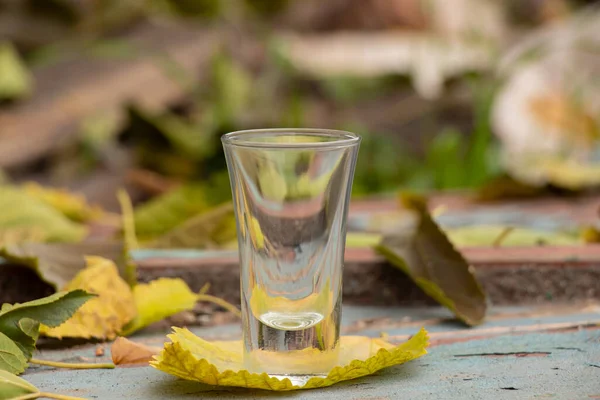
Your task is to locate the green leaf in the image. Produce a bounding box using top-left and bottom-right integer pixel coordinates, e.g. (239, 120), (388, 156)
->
(426, 129), (465, 189)
(376, 194), (487, 326)
(0, 187), (87, 244)
(0, 290), (95, 359)
(128, 107), (215, 161)
(150, 203), (236, 249)
(17, 319), (39, 343)
(465, 79), (497, 187)
(0, 241), (127, 289)
(211, 52), (252, 126)
(134, 184), (229, 241)
(0, 368), (37, 397)
(0, 332), (28, 375)
(0, 42), (32, 101)
(320, 75), (397, 104)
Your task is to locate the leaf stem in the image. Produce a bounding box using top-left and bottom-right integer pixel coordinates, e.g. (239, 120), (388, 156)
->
(198, 282), (211, 295)
(7, 394), (38, 400)
(117, 188), (139, 250)
(11, 393), (87, 400)
(30, 358), (115, 370)
(196, 294), (241, 318)
(492, 226), (515, 247)
(38, 392), (89, 400)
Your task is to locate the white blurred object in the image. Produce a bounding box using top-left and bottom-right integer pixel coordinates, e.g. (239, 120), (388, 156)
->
(276, 0), (505, 99)
(492, 6), (600, 188)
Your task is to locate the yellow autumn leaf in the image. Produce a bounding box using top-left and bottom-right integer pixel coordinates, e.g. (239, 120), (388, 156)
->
(41, 256), (136, 340)
(151, 327), (429, 391)
(121, 278), (198, 336)
(23, 182), (104, 222)
(445, 225), (581, 247)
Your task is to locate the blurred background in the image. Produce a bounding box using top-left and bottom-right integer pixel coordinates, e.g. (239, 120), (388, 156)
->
(0, 0), (599, 213)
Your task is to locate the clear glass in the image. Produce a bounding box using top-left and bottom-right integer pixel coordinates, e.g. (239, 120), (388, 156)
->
(222, 128), (360, 383)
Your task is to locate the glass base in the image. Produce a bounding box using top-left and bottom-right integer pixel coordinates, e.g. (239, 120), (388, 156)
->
(267, 373), (327, 386)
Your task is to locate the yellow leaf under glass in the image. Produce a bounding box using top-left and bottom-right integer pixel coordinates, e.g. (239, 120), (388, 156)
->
(151, 327), (429, 391)
(41, 256), (136, 339)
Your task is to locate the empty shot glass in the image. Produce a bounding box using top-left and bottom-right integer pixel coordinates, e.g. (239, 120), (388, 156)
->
(222, 129), (360, 383)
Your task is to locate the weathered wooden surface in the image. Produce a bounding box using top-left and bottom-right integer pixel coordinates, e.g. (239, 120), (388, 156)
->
(26, 304), (600, 399)
(134, 245), (600, 307)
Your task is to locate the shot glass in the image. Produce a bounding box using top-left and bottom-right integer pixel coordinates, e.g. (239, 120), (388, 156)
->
(222, 129), (360, 383)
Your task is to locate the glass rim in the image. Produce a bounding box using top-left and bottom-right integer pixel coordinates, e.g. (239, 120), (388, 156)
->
(221, 128), (361, 149)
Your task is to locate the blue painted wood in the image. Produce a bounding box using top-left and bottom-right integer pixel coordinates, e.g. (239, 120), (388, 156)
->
(25, 306), (600, 400)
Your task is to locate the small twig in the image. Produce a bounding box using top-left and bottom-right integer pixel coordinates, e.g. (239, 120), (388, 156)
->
(492, 227), (515, 247)
(196, 294), (241, 318)
(30, 358), (115, 370)
(12, 392), (87, 400)
(117, 189), (139, 250)
(198, 282), (211, 295)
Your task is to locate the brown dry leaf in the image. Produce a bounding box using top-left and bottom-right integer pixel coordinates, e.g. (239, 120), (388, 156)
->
(40, 256), (136, 340)
(376, 194), (487, 326)
(111, 337), (161, 366)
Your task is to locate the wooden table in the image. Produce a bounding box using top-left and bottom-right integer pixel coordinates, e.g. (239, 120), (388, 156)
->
(27, 304), (600, 399)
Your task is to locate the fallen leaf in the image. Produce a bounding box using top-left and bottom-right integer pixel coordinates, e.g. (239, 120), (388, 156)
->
(0, 290), (95, 362)
(445, 225), (581, 247)
(0, 290), (94, 374)
(121, 278), (198, 336)
(476, 175), (545, 201)
(151, 327), (429, 390)
(0, 228), (48, 247)
(0, 187), (87, 243)
(581, 226), (600, 243)
(0, 369), (37, 398)
(376, 194), (487, 326)
(0, 42), (32, 101)
(0, 332), (28, 374)
(211, 52), (252, 126)
(133, 184), (213, 241)
(23, 182), (104, 223)
(150, 203), (236, 249)
(0, 241), (127, 289)
(111, 337), (161, 366)
(128, 107), (215, 161)
(41, 257), (136, 340)
(534, 159), (600, 190)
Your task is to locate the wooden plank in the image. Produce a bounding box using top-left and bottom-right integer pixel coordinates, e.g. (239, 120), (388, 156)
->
(2, 194), (599, 305)
(25, 305), (600, 399)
